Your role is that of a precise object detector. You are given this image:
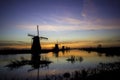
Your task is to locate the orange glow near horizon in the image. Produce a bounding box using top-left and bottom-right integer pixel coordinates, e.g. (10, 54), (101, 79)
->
(0, 40), (120, 49)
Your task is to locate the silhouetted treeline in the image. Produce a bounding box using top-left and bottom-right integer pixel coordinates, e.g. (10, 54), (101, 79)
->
(80, 47), (120, 56)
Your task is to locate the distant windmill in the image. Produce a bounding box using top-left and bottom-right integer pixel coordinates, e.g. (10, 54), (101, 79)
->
(54, 41), (59, 51)
(28, 25), (48, 53)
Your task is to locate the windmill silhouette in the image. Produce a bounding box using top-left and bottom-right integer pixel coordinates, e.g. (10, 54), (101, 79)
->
(28, 25), (48, 54)
(54, 41), (59, 51)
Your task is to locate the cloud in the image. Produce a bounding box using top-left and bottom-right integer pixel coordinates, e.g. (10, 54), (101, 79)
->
(81, 0), (98, 19)
(81, 0), (120, 29)
(17, 15), (120, 32)
(0, 40), (29, 46)
(53, 16), (120, 29)
(54, 17), (85, 25)
(17, 23), (120, 32)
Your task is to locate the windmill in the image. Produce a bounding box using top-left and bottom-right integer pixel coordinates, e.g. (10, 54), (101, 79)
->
(54, 41), (59, 51)
(28, 25), (48, 53)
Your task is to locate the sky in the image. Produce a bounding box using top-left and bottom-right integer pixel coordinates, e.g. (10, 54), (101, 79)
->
(0, 0), (120, 49)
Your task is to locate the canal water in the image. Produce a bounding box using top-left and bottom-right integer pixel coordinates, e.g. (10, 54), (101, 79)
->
(0, 50), (120, 80)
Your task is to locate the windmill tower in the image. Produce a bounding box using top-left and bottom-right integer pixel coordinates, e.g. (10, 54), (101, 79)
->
(28, 25), (48, 53)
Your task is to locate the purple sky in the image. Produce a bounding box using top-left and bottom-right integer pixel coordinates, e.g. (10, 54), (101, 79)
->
(0, 0), (120, 48)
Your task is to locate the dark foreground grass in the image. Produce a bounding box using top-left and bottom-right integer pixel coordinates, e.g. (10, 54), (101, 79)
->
(43, 62), (120, 80)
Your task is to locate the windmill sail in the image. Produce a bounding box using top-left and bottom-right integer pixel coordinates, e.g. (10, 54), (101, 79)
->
(40, 37), (48, 40)
(28, 34), (35, 37)
(37, 25), (39, 36)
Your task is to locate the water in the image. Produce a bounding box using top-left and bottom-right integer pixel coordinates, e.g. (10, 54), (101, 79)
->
(0, 50), (120, 80)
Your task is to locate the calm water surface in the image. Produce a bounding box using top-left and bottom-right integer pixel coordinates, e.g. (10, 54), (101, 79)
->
(0, 50), (120, 80)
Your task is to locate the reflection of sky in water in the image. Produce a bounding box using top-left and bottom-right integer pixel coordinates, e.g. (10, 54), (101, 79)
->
(0, 50), (120, 80)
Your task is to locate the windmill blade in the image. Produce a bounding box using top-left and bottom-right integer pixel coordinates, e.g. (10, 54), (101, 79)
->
(40, 37), (48, 40)
(37, 25), (39, 36)
(28, 34), (35, 37)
